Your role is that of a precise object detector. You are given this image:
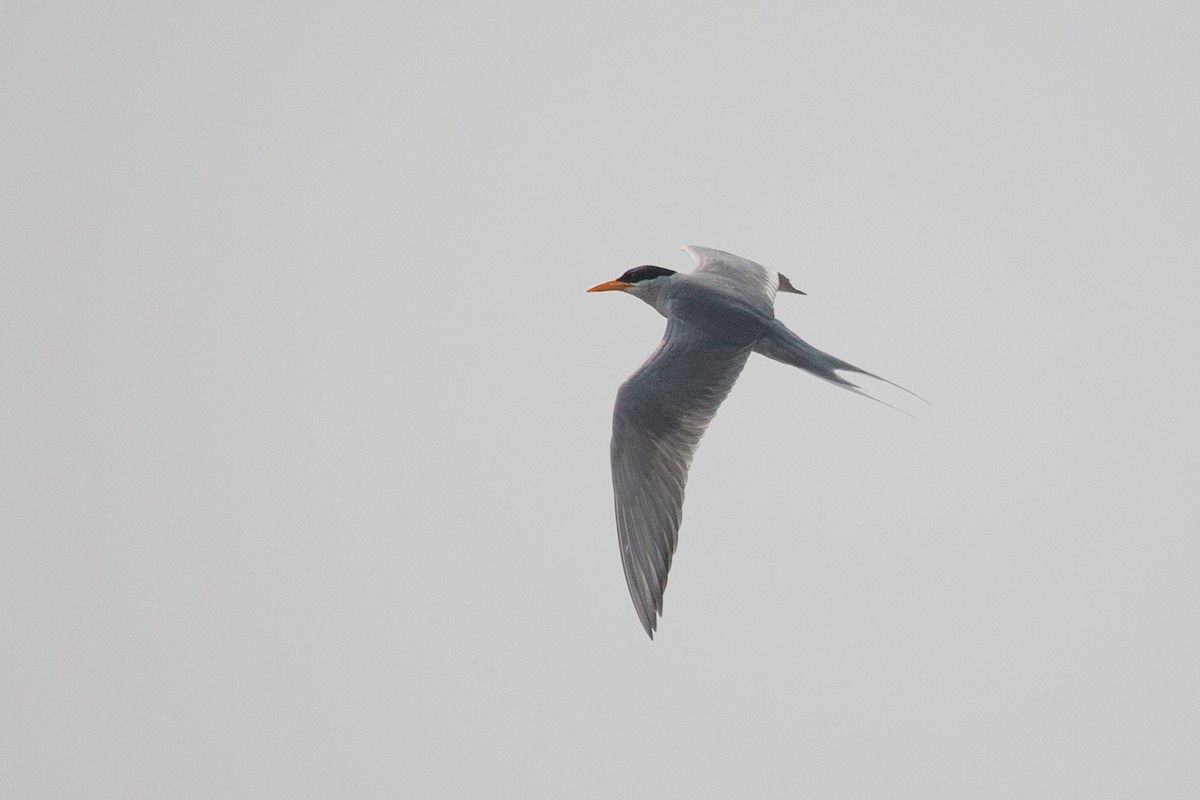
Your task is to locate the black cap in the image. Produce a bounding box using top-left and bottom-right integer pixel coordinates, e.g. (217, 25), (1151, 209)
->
(617, 265), (676, 284)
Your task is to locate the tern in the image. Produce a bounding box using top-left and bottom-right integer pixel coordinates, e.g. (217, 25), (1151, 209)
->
(589, 246), (913, 638)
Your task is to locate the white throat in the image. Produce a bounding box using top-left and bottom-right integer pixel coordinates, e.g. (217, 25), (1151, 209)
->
(624, 276), (674, 318)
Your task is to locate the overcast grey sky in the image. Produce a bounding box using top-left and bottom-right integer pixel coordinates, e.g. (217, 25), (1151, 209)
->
(3, 2), (1199, 797)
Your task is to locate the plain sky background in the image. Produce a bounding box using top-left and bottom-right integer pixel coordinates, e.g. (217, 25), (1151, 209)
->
(3, 2), (1199, 797)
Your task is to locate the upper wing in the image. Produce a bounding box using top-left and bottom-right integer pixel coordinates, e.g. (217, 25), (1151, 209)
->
(683, 245), (804, 312)
(610, 316), (754, 638)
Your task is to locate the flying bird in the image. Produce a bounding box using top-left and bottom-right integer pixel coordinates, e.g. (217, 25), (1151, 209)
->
(589, 245), (913, 638)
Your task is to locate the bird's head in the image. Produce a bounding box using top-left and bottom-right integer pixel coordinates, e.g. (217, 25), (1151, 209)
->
(587, 265), (677, 305)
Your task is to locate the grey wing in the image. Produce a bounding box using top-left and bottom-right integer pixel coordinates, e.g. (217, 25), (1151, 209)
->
(683, 245), (804, 308)
(610, 317), (754, 638)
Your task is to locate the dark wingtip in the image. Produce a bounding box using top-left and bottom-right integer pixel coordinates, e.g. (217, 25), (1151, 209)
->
(641, 612), (657, 640)
(777, 273), (806, 295)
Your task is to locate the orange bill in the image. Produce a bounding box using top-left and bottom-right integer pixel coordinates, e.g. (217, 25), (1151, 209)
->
(586, 279), (633, 293)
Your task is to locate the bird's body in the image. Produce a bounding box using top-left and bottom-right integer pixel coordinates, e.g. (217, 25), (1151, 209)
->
(589, 246), (909, 638)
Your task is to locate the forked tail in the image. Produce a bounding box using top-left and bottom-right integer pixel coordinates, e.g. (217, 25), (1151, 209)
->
(753, 319), (926, 410)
